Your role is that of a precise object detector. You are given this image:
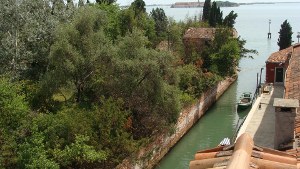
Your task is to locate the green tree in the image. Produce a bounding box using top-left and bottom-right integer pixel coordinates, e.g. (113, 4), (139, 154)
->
(119, 8), (136, 36)
(98, 3), (121, 41)
(131, 0), (146, 17)
(278, 20), (293, 50)
(99, 30), (181, 138)
(53, 135), (107, 167)
(150, 8), (168, 38)
(168, 20), (185, 53)
(0, 77), (29, 168)
(0, 0), (26, 76)
(0, 0), (74, 80)
(42, 6), (111, 103)
(223, 11), (238, 28)
(0, 77), (29, 132)
(211, 40), (240, 76)
(202, 0), (211, 21)
(18, 130), (59, 169)
(209, 2), (222, 27)
(20, 0), (60, 81)
(216, 6), (223, 25)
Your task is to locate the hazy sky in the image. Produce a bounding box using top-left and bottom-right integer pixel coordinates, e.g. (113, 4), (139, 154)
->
(115, 0), (300, 5)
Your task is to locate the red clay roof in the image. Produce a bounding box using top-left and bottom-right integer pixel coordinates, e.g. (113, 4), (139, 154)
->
(284, 44), (300, 164)
(285, 44), (300, 100)
(190, 133), (297, 169)
(183, 28), (216, 40)
(266, 46), (293, 63)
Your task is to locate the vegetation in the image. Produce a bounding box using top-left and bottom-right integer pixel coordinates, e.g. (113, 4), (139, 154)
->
(0, 0), (255, 168)
(202, 0), (238, 28)
(202, 0), (211, 21)
(278, 20), (293, 50)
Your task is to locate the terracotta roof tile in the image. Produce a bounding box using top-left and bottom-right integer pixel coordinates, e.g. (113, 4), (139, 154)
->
(190, 133), (297, 169)
(266, 46), (293, 63)
(285, 44), (300, 100)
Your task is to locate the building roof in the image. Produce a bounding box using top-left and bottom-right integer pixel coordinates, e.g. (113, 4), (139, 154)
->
(190, 133), (297, 169)
(285, 44), (300, 100)
(283, 44), (300, 161)
(183, 28), (216, 40)
(266, 46), (293, 63)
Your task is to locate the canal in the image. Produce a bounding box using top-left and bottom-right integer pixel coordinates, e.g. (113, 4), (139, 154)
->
(148, 2), (300, 169)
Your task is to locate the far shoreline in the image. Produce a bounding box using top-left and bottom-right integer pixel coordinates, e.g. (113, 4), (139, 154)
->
(145, 1), (300, 8)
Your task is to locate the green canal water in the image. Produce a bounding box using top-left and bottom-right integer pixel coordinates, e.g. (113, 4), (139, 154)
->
(146, 2), (300, 169)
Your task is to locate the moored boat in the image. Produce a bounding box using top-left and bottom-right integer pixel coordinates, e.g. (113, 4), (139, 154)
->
(237, 92), (253, 110)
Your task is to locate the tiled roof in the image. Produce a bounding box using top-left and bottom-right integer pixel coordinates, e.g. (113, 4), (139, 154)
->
(282, 44), (300, 166)
(190, 133), (297, 169)
(285, 44), (300, 100)
(183, 28), (216, 40)
(266, 46), (293, 63)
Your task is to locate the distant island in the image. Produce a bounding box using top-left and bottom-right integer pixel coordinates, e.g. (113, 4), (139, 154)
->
(171, 1), (239, 8)
(168, 1), (300, 8)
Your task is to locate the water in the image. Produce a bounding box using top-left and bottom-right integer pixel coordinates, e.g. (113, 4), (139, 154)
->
(146, 3), (300, 169)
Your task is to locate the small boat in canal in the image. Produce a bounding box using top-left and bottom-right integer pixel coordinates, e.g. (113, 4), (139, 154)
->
(237, 92), (253, 110)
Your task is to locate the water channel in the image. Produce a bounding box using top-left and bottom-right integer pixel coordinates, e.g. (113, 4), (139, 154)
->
(146, 2), (300, 169)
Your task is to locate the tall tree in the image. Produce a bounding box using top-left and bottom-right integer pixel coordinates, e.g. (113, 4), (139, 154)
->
(0, 0), (63, 80)
(0, 0), (26, 76)
(43, 6), (111, 103)
(150, 8), (168, 37)
(216, 6), (223, 25)
(278, 20), (293, 50)
(0, 77), (29, 168)
(202, 0), (211, 21)
(209, 1), (222, 27)
(119, 8), (136, 36)
(223, 10), (238, 28)
(100, 30), (180, 138)
(131, 0), (146, 17)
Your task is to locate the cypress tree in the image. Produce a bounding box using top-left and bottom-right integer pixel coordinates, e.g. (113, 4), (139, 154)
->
(278, 20), (293, 50)
(209, 1), (217, 27)
(202, 0), (211, 21)
(216, 6), (223, 25)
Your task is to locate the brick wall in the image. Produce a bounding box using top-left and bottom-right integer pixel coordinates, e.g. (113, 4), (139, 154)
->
(116, 76), (237, 169)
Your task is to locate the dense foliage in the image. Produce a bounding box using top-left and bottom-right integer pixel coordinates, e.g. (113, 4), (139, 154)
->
(0, 0), (254, 168)
(278, 20), (293, 50)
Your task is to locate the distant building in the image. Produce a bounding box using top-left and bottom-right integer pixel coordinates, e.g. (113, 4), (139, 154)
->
(183, 28), (216, 56)
(183, 27), (238, 56)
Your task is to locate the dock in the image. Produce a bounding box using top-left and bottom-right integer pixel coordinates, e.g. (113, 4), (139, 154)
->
(236, 85), (284, 148)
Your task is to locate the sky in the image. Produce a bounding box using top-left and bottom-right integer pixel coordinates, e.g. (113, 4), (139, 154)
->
(114, 0), (300, 6)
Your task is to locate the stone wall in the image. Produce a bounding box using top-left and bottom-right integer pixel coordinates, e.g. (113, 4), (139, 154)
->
(116, 76), (237, 169)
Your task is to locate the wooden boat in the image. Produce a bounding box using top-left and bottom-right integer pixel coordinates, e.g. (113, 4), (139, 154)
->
(237, 92), (253, 109)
